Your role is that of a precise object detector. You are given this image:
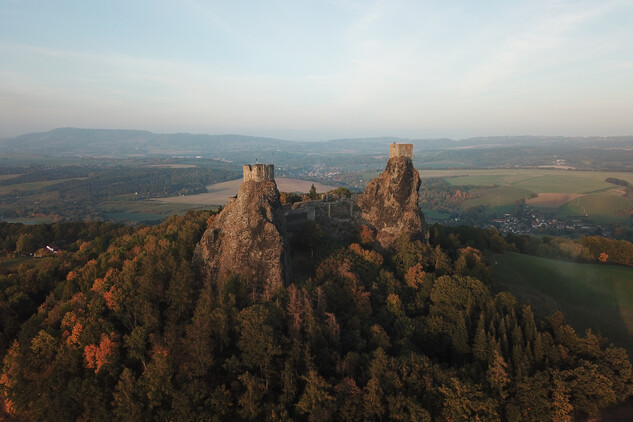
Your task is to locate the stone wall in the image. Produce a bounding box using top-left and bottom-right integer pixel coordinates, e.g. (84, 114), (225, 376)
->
(243, 164), (275, 182)
(284, 197), (360, 236)
(389, 143), (413, 159)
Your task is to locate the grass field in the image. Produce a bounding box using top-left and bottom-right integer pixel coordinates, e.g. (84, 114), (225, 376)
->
(422, 168), (633, 222)
(98, 198), (209, 223)
(441, 174), (505, 186)
(558, 194), (633, 223)
(513, 173), (615, 194)
(461, 186), (533, 211)
(0, 256), (54, 271)
(493, 252), (633, 353)
(526, 193), (582, 209)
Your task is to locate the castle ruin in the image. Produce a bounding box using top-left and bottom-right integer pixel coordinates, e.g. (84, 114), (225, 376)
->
(195, 142), (424, 292)
(243, 164), (275, 182)
(389, 142), (413, 160)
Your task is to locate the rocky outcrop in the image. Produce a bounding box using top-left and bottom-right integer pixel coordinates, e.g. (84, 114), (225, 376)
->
(357, 147), (426, 248)
(194, 175), (290, 296)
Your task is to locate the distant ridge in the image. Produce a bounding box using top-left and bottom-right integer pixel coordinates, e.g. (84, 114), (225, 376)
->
(0, 127), (297, 158)
(1, 128), (633, 170)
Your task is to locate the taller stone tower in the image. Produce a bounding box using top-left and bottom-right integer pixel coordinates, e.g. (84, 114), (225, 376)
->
(389, 142), (413, 160)
(357, 143), (426, 248)
(243, 164), (275, 182)
(194, 163), (291, 297)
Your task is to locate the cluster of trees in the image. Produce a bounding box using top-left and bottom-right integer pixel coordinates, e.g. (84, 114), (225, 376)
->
(1, 214), (631, 420)
(0, 222), (134, 364)
(0, 221), (131, 255)
(605, 177), (630, 187)
(504, 232), (633, 267)
(605, 177), (633, 199)
(580, 236), (633, 266)
(418, 178), (479, 216)
(431, 223), (633, 268)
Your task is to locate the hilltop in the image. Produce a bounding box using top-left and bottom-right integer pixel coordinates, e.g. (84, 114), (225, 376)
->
(1, 210), (632, 420)
(1, 143), (632, 420)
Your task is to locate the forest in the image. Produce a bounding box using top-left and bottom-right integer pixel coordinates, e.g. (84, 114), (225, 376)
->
(0, 162), (239, 222)
(1, 215), (632, 421)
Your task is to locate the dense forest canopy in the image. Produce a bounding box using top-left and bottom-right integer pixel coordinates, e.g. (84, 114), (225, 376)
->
(1, 215), (632, 420)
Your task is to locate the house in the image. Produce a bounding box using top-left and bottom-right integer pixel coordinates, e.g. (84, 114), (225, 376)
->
(46, 245), (61, 254)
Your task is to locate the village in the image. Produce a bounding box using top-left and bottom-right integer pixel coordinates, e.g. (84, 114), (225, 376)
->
(486, 205), (610, 237)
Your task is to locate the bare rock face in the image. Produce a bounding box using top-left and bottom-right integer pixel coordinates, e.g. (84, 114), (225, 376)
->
(357, 155), (426, 248)
(193, 179), (290, 295)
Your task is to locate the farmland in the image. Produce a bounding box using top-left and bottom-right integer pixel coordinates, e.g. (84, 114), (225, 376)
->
(419, 168), (633, 223)
(493, 252), (633, 353)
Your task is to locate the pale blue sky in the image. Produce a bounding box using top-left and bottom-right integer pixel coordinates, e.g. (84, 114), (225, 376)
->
(1, 0), (632, 140)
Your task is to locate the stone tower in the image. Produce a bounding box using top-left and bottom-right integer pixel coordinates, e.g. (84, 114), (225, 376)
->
(243, 164), (275, 182)
(357, 143), (426, 248)
(389, 142), (413, 160)
(194, 163), (291, 297)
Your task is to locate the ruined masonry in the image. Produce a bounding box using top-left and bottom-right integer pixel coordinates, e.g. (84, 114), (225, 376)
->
(243, 164), (274, 182)
(194, 143), (426, 290)
(389, 142), (413, 159)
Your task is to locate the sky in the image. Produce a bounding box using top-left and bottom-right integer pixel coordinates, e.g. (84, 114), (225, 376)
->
(1, 0), (632, 141)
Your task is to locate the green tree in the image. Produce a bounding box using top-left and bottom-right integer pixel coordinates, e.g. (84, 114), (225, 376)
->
(486, 350), (510, 399)
(473, 313), (488, 363)
(308, 184), (319, 200)
(237, 305), (281, 387)
(15, 233), (37, 255)
(438, 378), (500, 422)
(237, 372), (266, 420)
(113, 368), (145, 420)
(297, 370), (335, 422)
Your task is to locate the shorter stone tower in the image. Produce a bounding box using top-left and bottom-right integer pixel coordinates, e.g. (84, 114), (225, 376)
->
(389, 142), (413, 160)
(357, 142), (425, 247)
(243, 164), (275, 182)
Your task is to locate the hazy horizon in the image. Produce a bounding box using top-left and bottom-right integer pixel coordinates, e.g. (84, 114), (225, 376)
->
(2, 1), (633, 140)
(5, 126), (633, 145)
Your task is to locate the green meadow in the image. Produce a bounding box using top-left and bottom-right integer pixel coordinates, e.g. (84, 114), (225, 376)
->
(493, 252), (633, 353)
(558, 194), (633, 223)
(420, 168), (633, 222)
(0, 255), (55, 271)
(459, 186), (533, 212)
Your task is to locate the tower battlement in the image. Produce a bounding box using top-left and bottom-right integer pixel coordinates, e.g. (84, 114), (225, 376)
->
(389, 142), (413, 159)
(243, 164), (275, 182)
